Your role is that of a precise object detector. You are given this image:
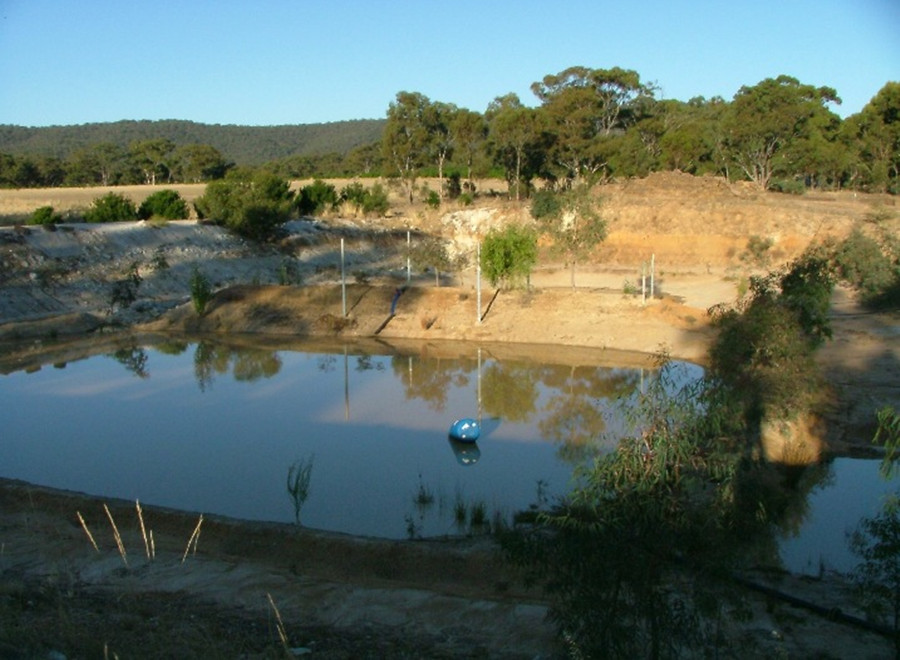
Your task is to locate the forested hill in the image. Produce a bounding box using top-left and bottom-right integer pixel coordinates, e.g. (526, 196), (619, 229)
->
(0, 119), (386, 165)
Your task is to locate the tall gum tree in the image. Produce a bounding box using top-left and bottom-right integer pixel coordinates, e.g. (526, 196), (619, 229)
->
(536, 184), (608, 289)
(531, 66), (654, 182)
(722, 75), (841, 190)
(382, 91), (432, 203)
(486, 93), (547, 201)
(846, 82), (900, 192)
(450, 108), (487, 192)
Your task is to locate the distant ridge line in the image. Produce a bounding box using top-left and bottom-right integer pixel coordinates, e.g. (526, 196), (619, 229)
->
(0, 118), (386, 166)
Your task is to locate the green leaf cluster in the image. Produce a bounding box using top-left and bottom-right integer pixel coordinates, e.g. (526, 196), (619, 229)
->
(480, 224), (538, 289)
(190, 267), (212, 316)
(708, 251), (834, 424)
(26, 205), (62, 225)
(84, 192), (137, 223)
(296, 179), (338, 216)
(339, 182), (390, 216)
(137, 189), (188, 220)
(195, 170), (293, 241)
(532, 184), (607, 287)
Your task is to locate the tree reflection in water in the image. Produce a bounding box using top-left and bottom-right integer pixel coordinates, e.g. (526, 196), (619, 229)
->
(108, 345), (149, 379)
(391, 353), (470, 413)
(193, 341), (282, 391)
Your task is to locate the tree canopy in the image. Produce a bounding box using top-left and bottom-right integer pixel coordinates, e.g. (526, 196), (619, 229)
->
(1, 72), (897, 195)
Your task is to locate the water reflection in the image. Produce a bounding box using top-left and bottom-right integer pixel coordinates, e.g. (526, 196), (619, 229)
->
(109, 345), (149, 379)
(448, 438), (481, 465)
(1, 335), (884, 571)
(193, 341), (282, 391)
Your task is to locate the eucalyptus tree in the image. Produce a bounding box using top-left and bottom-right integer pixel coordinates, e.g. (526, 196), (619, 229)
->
(844, 82), (900, 192)
(530, 66), (654, 182)
(130, 138), (175, 185)
(424, 100), (456, 199)
(649, 97), (727, 176)
(382, 91), (432, 203)
(486, 93), (547, 201)
(344, 142), (383, 177)
(172, 143), (229, 182)
(66, 142), (127, 186)
(450, 108), (488, 192)
(722, 75), (842, 190)
(532, 184), (607, 289)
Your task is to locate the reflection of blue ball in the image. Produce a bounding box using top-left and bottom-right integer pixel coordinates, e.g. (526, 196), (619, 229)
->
(448, 438), (481, 466)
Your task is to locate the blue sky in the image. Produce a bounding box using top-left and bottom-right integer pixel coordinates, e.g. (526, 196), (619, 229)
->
(1, 0), (897, 127)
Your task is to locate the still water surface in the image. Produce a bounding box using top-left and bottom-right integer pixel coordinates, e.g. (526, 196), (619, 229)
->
(1, 338), (893, 575)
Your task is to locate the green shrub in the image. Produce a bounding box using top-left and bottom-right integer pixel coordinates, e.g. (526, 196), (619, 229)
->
(190, 267), (212, 315)
(741, 235), (774, 266)
(445, 173), (462, 199)
(27, 205), (62, 226)
(195, 171), (293, 241)
(361, 183), (390, 215)
(833, 227), (895, 295)
(708, 251), (834, 423)
(424, 189), (440, 209)
(339, 182), (391, 216)
(138, 189), (188, 220)
(296, 179), (338, 216)
(529, 189), (561, 220)
(339, 182), (367, 214)
(109, 262), (142, 310)
(769, 178), (806, 195)
(481, 224), (538, 288)
(84, 193), (138, 223)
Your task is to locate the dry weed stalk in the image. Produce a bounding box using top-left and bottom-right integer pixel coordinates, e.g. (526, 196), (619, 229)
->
(266, 592), (290, 651)
(181, 514), (203, 563)
(76, 511), (100, 552)
(103, 504), (128, 567)
(135, 500), (151, 560)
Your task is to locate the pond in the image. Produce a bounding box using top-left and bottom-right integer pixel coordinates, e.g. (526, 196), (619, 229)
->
(0, 336), (893, 575)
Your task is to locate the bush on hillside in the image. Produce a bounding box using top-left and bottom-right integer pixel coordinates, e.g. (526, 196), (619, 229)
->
(84, 193), (138, 223)
(296, 179), (338, 216)
(832, 228), (897, 299)
(480, 224), (538, 289)
(138, 189), (188, 220)
(27, 206), (62, 226)
(194, 170), (293, 241)
(529, 190), (562, 220)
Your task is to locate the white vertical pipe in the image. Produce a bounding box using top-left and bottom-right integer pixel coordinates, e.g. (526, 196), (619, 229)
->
(341, 237), (347, 317)
(476, 241), (482, 325)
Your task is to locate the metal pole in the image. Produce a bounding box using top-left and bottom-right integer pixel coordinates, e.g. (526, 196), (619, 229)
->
(340, 238), (347, 317)
(650, 253), (655, 300)
(476, 241), (482, 325)
(406, 230), (411, 284)
(641, 261), (646, 306)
